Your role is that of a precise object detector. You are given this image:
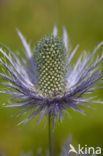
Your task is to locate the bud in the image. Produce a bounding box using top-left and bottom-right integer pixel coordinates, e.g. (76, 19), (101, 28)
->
(34, 35), (66, 97)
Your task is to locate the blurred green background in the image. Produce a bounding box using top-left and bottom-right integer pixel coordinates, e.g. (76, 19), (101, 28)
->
(0, 0), (103, 155)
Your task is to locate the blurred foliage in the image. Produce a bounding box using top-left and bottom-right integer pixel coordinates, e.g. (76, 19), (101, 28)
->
(0, 0), (103, 156)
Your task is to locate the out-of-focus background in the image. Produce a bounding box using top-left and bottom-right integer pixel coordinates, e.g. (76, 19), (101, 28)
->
(0, 0), (103, 155)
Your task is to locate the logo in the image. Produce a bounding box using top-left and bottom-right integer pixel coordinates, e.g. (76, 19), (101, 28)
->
(69, 144), (77, 154)
(69, 144), (101, 155)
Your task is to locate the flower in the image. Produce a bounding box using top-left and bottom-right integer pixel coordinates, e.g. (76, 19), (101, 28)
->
(0, 26), (103, 126)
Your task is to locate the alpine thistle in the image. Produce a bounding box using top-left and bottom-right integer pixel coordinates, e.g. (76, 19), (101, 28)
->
(0, 26), (103, 126)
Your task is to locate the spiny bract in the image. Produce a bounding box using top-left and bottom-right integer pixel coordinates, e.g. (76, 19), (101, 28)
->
(0, 26), (103, 126)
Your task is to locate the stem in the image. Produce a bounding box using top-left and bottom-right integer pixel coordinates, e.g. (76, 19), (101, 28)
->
(48, 113), (55, 156)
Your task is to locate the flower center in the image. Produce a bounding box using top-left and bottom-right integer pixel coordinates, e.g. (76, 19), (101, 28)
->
(34, 35), (66, 97)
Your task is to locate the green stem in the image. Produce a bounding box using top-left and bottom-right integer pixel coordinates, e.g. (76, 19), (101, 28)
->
(48, 113), (55, 156)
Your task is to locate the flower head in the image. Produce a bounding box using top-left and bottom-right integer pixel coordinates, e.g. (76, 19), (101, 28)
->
(0, 27), (103, 126)
(34, 34), (66, 97)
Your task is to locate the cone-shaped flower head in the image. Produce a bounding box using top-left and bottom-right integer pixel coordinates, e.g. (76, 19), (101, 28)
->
(34, 35), (66, 97)
(0, 26), (103, 126)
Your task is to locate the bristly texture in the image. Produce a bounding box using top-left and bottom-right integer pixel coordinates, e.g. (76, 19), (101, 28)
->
(34, 35), (66, 97)
(0, 27), (103, 126)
